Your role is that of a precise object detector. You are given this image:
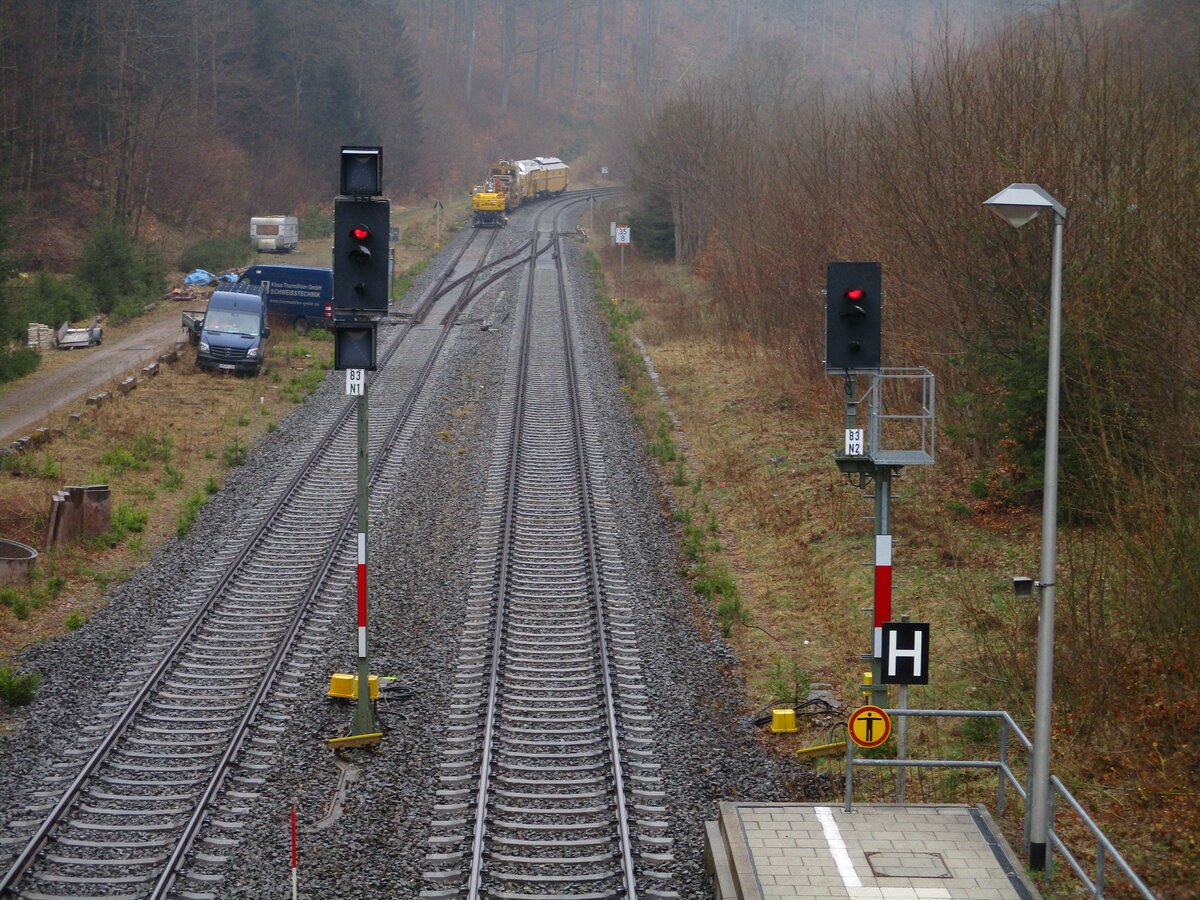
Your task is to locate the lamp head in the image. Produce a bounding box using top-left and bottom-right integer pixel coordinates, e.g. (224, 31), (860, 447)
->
(984, 183), (1066, 228)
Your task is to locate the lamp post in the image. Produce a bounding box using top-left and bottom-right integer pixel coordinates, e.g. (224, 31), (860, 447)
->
(983, 183), (1066, 872)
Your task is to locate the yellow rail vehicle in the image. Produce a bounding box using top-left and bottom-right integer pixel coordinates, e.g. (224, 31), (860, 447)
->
(488, 157), (569, 211)
(489, 161), (523, 211)
(471, 187), (507, 228)
(531, 157), (569, 196)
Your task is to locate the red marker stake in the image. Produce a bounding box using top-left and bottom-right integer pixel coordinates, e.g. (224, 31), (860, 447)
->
(290, 801), (298, 899)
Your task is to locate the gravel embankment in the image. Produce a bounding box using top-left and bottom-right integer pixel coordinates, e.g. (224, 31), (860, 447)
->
(0, 216), (826, 898)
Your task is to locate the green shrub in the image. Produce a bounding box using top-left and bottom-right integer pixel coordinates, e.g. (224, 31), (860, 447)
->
(114, 503), (148, 533)
(647, 418), (677, 463)
(177, 235), (250, 273)
(281, 368), (325, 403)
(76, 217), (164, 321)
(64, 610), (86, 631)
(21, 452), (63, 479)
(299, 208), (332, 239)
(93, 503), (147, 547)
(0, 346), (40, 384)
(0, 587), (31, 619)
(0, 666), (39, 706)
(176, 489), (210, 536)
(100, 446), (144, 475)
(715, 593), (751, 637)
(766, 657), (811, 704)
(130, 430), (173, 464)
(161, 463), (184, 490)
(223, 437), (247, 467)
(0, 576), (62, 619)
(0, 271), (85, 345)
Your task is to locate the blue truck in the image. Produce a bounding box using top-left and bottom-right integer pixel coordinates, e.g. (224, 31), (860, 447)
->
(237, 264), (333, 334)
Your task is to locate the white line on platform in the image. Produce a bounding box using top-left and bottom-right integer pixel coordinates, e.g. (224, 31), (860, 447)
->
(815, 806), (862, 889)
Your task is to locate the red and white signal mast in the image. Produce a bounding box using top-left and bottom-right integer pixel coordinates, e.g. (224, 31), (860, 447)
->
(824, 262), (935, 712)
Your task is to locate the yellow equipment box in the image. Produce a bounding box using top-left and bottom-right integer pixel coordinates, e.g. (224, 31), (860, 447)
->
(770, 708), (798, 733)
(328, 673), (380, 700)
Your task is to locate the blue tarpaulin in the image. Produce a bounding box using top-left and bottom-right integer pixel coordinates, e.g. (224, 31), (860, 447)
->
(184, 269), (216, 285)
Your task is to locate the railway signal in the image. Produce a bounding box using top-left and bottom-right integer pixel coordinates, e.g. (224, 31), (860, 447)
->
(825, 261), (882, 371)
(340, 145), (382, 196)
(329, 148), (387, 747)
(334, 198), (391, 315)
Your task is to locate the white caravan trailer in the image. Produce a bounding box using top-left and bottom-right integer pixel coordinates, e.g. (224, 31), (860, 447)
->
(250, 216), (299, 253)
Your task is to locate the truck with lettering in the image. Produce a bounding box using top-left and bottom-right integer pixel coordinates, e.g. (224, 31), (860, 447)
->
(237, 264), (333, 334)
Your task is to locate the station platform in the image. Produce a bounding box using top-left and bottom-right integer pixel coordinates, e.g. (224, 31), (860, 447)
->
(705, 802), (1040, 899)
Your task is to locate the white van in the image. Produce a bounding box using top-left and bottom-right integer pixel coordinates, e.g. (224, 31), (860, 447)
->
(250, 216), (299, 253)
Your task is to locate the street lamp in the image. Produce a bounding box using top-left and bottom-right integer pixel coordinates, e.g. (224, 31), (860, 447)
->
(983, 182), (1066, 873)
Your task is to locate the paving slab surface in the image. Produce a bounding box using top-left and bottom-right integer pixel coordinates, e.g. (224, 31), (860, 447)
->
(708, 802), (1040, 900)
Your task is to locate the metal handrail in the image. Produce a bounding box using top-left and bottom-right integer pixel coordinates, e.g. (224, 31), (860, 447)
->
(843, 708), (1157, 900)
(864, 366), (935, 464)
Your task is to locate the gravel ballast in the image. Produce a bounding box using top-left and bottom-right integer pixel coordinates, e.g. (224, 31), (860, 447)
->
(0, 213), (826, 898)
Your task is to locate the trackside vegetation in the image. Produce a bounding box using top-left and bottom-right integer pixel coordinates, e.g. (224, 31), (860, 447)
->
(0, 214), (166, 385)
(620, 8), (1198, 897)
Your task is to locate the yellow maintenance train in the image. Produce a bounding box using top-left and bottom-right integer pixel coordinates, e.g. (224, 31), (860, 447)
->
(472, 157), (570, 227)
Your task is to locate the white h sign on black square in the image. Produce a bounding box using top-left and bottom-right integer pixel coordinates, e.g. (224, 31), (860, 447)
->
(881, 622), (930, 685)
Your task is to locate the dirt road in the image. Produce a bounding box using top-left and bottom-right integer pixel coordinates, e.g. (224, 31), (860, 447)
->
(0, 226), (440, 447)
(0, 305), (188, 445)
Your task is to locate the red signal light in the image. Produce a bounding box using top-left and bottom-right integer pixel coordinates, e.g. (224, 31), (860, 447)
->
(846, 288), (864, 300)
(351, 225), (370, 240)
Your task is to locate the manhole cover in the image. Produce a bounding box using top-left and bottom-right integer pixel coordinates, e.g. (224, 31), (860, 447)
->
(865, 851), (950, 878)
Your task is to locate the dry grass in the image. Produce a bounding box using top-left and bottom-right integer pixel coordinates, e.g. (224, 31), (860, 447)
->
(596, 245), (1197, 898)
(0, 333), (332, 658)
(0, 206), (450, 665)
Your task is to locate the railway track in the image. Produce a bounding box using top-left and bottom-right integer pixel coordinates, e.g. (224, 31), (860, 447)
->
(0, 224), (512, 900)
(422, 200), (676, 899)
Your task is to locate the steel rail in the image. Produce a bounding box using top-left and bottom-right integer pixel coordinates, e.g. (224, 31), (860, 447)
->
(461, 195), (640, 898)
(151, 245), (486, 898)
(0, 224), (505, 899)
(463, 201), (548, 900)
(550, 214), (637, 898)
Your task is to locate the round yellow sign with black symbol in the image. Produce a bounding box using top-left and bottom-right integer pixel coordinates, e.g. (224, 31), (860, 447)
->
(848, 705), (891, 748)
